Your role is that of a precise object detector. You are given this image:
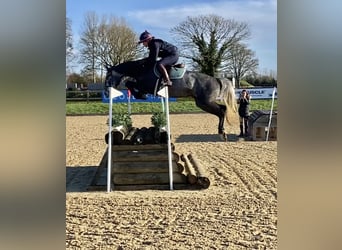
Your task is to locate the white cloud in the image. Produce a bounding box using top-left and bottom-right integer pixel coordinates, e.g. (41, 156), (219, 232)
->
(128, 0), (276, 30)
(128, 0), (277, 73)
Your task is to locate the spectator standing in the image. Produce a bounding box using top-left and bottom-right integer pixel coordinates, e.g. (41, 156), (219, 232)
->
(237, 89), (251, 137)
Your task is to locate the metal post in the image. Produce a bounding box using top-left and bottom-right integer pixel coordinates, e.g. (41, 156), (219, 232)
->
(106, 87), (124, 192)
(161, 95), (165, 113)
(266, 87), (276, 141)
(157, 87), (173, 190)
(127, 89), (131, 115)
(107, 88), (113, 192)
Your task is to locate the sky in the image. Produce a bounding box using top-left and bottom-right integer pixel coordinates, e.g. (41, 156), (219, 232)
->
(66, 0), (277, 75)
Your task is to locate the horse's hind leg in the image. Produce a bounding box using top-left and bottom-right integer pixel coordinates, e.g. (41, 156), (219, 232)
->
(195, 100), (226, 135)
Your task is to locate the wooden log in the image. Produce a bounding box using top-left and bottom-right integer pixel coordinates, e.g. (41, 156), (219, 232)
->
(176, 162), (185, 173)
(172, 152), (180, 162)
(105, 125), (130, 145)
(188, 154), (206, 177)
(180, 154), (198, 184)
(112, 161), (182, 173)
(121, 127), (138, 145)
(132, 127), (149, 145)
(154, 128), (169, 144)
(112, 172), (188, 185)
(197, 176), (211, 189)
(188, 153), (210, 189)
(144, 127), (156, 144)
(159, 131), (168, 144)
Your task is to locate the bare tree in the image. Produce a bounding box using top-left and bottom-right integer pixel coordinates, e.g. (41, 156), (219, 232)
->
(97, 16), (141, 67)
(79, 12), (100, 83)
(227, 43), (258, 88)
(171, 14), (251, 76)
(66, 17), (74, 77)
(79, 13), (142, 83)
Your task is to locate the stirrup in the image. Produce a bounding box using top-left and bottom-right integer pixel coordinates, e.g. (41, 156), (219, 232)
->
(161, 80), (172, 87)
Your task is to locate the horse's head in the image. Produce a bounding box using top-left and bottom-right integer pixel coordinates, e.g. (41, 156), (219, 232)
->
(104, 65), (123, 89)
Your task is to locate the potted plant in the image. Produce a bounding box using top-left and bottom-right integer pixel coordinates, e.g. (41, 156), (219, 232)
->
(151, 112), (166, 131)
(151, 112), (167, 143)
(105, 112), (132, 144)
(110, 113), (132, 129)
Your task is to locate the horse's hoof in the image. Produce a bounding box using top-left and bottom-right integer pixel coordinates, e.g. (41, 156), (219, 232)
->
(133, 92), (147, 100)
(220, 133), (227, 141)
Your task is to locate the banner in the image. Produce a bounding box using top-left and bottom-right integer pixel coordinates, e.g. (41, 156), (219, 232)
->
(235, 88), (277, 100)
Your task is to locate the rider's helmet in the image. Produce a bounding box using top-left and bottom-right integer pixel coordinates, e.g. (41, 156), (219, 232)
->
(138, 30), (153, 43)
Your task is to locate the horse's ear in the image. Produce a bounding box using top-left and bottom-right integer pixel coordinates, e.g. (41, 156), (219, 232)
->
(104, 63), (112, 71)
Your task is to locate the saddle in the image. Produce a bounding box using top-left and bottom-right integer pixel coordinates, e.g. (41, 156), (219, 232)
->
(153, 63), (186, 80)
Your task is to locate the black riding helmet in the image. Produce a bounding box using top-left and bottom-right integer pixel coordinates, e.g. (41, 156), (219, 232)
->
(138, 30), (154, 43)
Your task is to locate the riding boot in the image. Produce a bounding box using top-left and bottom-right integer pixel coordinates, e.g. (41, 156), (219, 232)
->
(238, 124), (244, 137)
(131, 88), (147, 100)
(158, 64), (172, 87)
(244, 119), (249, 136)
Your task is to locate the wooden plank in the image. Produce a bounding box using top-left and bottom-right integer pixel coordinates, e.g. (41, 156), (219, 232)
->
(111, 143), (174, 151)
(251, 126), (277, 141)
(253, 116), (277, 126)
(112, 172), (188, 185)
(112, 161), (182, 173)
(88, 183), (204, 191)
(112, 183), (196, 191)
(112, 150), (180, 162)
(113, 150), (168, 162)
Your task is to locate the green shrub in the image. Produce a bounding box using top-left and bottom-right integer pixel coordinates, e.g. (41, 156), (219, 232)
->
(107, 112), (132, 128)
(151, 112), (167, 128)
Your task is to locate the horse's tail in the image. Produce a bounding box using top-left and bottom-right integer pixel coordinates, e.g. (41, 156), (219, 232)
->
(221, 79), (237, 126)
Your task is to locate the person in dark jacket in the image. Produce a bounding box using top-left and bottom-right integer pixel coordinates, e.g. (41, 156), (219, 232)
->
(237, 89), (251, 137)
(138, 30), (179, 87)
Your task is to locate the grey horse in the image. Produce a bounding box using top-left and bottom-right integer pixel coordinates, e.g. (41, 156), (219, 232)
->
(105, 59), (237, 139)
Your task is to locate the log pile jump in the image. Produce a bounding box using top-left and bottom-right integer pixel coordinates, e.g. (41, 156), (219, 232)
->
(248, 110), (277, 141)
(88, 127), (211, 191)
(104, 126), (168, 145)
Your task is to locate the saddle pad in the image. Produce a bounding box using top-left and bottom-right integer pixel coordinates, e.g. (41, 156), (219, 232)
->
(154, 64), (186, 79)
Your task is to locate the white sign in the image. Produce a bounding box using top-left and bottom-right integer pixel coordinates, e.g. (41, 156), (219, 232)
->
(235, 88), (277, 100)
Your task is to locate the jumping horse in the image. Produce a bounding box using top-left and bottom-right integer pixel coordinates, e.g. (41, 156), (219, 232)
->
(105, 59), (237, 140)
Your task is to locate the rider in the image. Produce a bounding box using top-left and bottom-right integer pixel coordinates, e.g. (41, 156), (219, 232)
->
(138, 30), (179, 87)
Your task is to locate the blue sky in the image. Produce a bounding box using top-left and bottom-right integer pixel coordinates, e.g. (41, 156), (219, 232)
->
(67, 0), (276, 74)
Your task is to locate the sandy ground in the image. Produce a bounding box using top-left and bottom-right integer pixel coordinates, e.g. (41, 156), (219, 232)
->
(66, 113), (277, 249)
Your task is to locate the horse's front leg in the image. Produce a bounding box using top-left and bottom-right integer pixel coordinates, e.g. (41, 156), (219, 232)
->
(125, 81), (136, 92)
(126, 81), (147, 100)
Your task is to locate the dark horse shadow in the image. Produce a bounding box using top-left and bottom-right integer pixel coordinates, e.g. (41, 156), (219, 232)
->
(105, 59), (237, 139)
(176, 133), (239, 142)
(66, 166), (98, 192)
